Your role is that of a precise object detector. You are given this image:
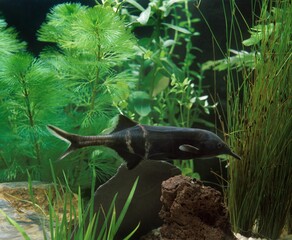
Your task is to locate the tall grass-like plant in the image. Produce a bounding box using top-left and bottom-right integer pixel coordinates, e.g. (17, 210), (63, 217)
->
(0, 165), (139, 239)
(206, 1), (292, 238)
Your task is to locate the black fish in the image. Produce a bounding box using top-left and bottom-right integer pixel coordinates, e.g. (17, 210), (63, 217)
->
(47, 115), (241, 169)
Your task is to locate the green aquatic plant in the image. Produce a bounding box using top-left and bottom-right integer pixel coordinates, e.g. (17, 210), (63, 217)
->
(121, 0), (215, 127)
(38, 3), (136, 126)
(0, 2), (138, 187)
(0, 165), (139, 240)
(37, 3), (137, 188)
(228, 3), (292, 238)
(0, 21), (65, 180)
(0, 0), (215, 184)
(119, 0), (218, 178)
(0, 19), (26, 55)
(203, 0), (292, 238)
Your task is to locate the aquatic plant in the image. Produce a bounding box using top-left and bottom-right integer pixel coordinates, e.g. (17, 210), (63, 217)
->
(122, 0), (216, 127)
(0, 19), (65, 181)
(0, 165), (139, 239)
(0, 0), (217, 184)
(37, 3), (137, 187)
(118, 0), (218, 178)
(204, 0), (292, 238)
(0, 2), (137, 188)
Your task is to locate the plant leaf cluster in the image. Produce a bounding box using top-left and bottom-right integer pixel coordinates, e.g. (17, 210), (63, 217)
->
(0, 2), (136, 188)
(0, 0), (216, 185)
(0, 21), (64, 181)
(119, 0), (214, 130)
(116, 0), (218, 178)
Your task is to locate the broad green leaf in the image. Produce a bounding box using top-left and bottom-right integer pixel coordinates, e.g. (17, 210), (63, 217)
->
(152, 74), (170, 97)
(137, 6), (151, 25)
(130, 91), (152, 117)
(163, 39), (176, 48)
(242, 23), (276, 46)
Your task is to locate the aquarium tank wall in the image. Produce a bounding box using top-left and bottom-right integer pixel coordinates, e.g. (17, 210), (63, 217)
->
(0, 0), (291, 239)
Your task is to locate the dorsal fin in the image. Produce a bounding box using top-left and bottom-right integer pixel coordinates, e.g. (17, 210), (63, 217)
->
(111, 114), (138, 133)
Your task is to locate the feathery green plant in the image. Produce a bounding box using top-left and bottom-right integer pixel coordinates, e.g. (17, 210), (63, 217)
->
(0, 19), (26, 55)
(0, 2), (138, 187)
(0, 20), (65, 180)
(37, 3), (136, 188)
(38, 3), (136, 127)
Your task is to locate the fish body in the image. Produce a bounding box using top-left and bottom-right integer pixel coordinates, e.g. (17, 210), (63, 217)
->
(48, 115), (241, 169)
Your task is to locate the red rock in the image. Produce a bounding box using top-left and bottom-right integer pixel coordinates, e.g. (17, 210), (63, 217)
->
(159, 175), (235, 240)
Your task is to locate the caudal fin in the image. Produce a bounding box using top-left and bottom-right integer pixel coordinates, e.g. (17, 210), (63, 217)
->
(47, 125), (80, 160)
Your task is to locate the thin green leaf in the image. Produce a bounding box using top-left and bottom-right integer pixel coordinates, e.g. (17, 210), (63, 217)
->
(125, 0), (145, 11)
(123, 222), (141, 240)
(0, 210), (31, 240)
(114, 177), (139, 234)
(162, 23), (192, 34)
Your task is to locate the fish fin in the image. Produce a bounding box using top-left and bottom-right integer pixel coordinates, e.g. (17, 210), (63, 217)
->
(47, 125), (80, 159)
(179, 144), (200, 153)
(111, 115), (138, 133)
(58, 146), (76, 160)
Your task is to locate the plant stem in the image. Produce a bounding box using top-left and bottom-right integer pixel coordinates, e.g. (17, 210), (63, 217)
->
(90, 38), (102, 111)
(20, 74), (41, 165)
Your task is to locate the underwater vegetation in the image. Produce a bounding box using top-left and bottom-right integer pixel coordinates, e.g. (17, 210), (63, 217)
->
(205, 0), (292, 238)
(0, 0), (291, 239)
(0, 3), (135, 186)
(0, 0), (215, 188)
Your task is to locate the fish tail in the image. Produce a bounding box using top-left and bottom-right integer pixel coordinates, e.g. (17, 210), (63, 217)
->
(47, 125), (81, 159)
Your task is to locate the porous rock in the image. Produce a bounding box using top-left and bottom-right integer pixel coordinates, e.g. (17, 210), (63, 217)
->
(159, 175), (235, 240)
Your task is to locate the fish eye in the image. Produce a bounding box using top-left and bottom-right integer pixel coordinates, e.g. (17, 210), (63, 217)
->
(217, 143), (223, 149)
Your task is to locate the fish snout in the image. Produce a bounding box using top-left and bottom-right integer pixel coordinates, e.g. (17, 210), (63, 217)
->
(228, 150), (241, 160)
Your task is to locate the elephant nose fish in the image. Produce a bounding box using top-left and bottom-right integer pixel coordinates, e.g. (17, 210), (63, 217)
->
(47, 115), (241, 169)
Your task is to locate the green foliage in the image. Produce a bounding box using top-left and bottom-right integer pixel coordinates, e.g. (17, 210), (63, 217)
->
(38, 3), (136, 129)
(0, 2), (136, 187)
(0, 41), (64, 180)
(120, 0), (215, 129)
(0, 167), (139, 240)
(117, 0), (218, 178)
(0, 0), (214, 184)
(202, 49), (261, 71)
(204, 1), (292, 238)
(37, 3), (136, 188)
(0, 19), (26, 55)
